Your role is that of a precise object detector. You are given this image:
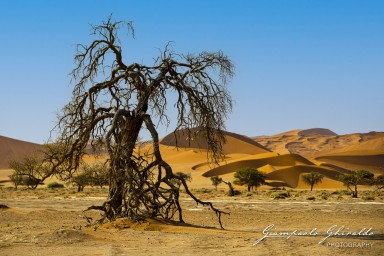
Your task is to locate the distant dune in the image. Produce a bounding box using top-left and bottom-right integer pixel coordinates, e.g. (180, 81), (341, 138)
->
(265, 165), (343, 188)
(160, 128), (271, 155)
(298, 128), (337, 136)
(2, 128), (383, 190)
(316, 137), (384, 156)
(0, 136), (42, 169)
(202, 154), (314, 177)
(254, 129), (384, 159)
(316, 155), (384, 174)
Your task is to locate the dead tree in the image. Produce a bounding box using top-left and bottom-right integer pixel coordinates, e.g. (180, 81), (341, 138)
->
(49, 16), (234, 228)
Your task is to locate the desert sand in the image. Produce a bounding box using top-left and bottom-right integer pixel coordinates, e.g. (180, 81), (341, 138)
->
(1, 188), (383, 256)
(1, 128), (383, 255)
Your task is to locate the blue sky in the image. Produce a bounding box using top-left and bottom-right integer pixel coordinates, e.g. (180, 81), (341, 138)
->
(0, 0), (383, 143)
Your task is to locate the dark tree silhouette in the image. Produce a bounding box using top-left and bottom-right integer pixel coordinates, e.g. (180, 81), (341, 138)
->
(49, 16), (233, 228)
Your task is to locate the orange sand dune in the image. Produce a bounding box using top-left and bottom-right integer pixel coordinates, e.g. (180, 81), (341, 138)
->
(0, 135), (42, 169)
(191, 152), (279, 171)
(314, 137), (384, 174)
(254, 129), (384, 159)
(202, 154), (314, 177)
(3, 128), (383, 190)
(263, 128), (337, 137)
(265, 165), (344, 188)
(316, 137), (384, 156)
(161, 128), (271, 155)
(315, 154), (384, 175)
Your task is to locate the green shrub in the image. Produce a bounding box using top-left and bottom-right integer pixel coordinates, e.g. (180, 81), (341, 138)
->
(47, 182), (65, 189)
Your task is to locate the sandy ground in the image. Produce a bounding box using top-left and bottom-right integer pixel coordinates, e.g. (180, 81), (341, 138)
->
(0, 188), (383, 256)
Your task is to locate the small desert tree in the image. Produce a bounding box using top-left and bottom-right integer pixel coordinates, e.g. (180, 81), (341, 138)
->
(373, 175), (384, 190)
(338, 170), (374, 198)
(48, 16), (233, 228)
(69, 162), (109, 191)
(9, 173), (23, 189)
(210, 176), (223, 191)
(301, 172), (324, 191)
(70, 172), (92, 192)
(234, 167), (266, 191)
(222, 180), (235, 196)
(8, 155), (48, 189)
(84, 161), (109, 189)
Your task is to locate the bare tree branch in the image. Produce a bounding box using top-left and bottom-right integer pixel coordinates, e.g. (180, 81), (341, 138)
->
(49, 16), (234, 228)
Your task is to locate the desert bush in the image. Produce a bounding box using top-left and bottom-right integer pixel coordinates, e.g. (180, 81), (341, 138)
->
(271, 191), (290, 199)
(333, 190), (352, 196)
(295, 190), (306, 196)
(306, 196), (316, 201)
(319, 191), (329, 200)
(195, 188), (212, 194)
(246, 192), (253, 197)
(231, 190), (242, 196)
(47, 182), (65, 189)
(362, 196), (375, 201)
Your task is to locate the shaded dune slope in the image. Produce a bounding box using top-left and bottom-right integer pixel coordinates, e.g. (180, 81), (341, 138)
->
(0, 136), (42, 169)
(265, 165), (344, 188)
(315, 137), (384, 174)
(316, 155), (384, 174)
(298, 128), (338, 136)
(202, 154), (314, 177)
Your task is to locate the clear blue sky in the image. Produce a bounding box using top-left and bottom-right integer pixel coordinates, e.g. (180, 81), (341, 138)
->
(0, 0), (383, 143)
